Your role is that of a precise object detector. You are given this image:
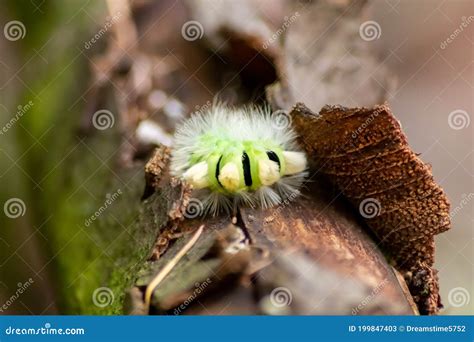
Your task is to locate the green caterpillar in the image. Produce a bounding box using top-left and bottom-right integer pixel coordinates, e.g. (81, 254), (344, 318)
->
(170, 105), (307, 215)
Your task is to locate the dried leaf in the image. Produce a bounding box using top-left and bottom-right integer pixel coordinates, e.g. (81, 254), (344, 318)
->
(290, 102), (451, 314)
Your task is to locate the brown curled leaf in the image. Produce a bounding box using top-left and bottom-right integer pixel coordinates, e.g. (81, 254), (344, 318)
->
(290, 102), (451, 315)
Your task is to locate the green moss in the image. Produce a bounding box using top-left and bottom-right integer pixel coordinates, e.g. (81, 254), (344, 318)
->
(3, 0), (162, 314)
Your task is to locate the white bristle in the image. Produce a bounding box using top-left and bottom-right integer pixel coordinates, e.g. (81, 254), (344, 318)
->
(136, 120), (173, 146)
(183, 161), (209, 189)
(219, 162), (240, 192)
(258, 159), (280, 186)
(283, 151), (307, 175)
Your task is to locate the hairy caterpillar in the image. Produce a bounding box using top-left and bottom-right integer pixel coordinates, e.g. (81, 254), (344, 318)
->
(170, 105), (308, 215)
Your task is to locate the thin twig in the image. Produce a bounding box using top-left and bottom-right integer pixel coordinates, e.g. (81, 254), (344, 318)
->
(144, 225), (205, 309)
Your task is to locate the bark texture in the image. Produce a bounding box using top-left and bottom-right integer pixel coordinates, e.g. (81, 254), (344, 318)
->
(18, 0), (449, 315)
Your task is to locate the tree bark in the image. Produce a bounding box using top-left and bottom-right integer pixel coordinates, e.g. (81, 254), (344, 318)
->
(40, 0), (446, 315)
